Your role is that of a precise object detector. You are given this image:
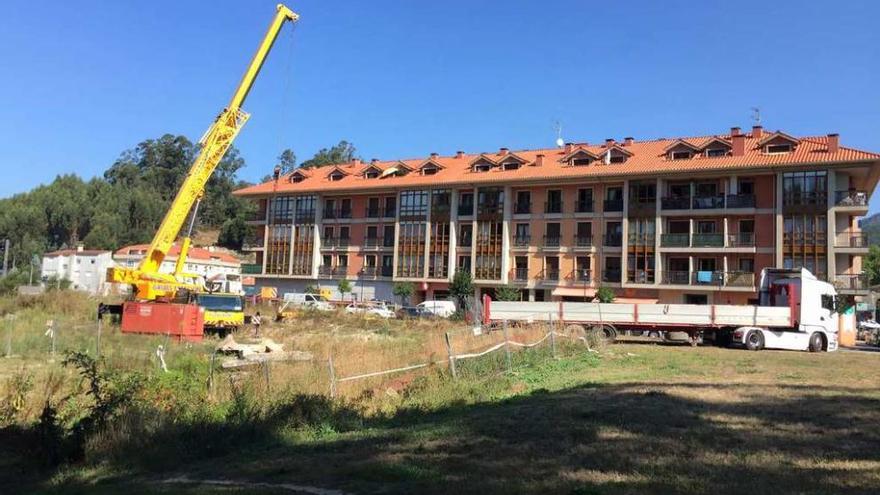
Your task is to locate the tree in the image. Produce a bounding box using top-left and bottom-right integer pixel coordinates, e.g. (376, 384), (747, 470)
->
(595, 287), (616, 303)
(337, 278), (352, 301)
(865, 245), (880, 286)
(450, 270), (474, 310)
(494, 285), (521, 302)
(392, 282), (414, 306)
(299, 140), (358, 169)
(278, 149), (297, 175)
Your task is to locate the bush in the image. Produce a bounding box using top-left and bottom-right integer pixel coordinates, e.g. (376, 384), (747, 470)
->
(595, 287), (615, 303)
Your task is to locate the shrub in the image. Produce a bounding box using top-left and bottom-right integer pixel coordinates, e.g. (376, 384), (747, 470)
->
(595, 287), (615, 303)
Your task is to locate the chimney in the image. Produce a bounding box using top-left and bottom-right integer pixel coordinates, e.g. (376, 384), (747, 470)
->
(430, 152), (439, 159)
(605, 138), (615, 147)
(76, 244), (84, 253)
(751, 125), (763, 139)
(827, 133), (839, 153)
(499, 147), (509, 156)
(730, 126), (741, 137)
(564, 142), (574, 154)
(624, 137), (634, 146)
(732, 134), (746, 156)
(535, 153), (545, 167)
(455, 150), (465, 159)
(370, 158), (379, 165)
(352, 158), (362, 166)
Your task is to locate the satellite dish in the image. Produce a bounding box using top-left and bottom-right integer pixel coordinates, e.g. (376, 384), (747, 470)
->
(556, 137), (564, 148)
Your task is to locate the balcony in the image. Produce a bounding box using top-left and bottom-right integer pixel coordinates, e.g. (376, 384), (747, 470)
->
(835, 233), (867, 248)
(539, 268), (560, 283)
(725, 271), (755, 287)
(512, 235), (531, 247)
(269, 214), (294, 225)
(574, 236), (593, 248)
(458, 203), (474, 216)
(604, 233), (623, 247)
(783, 191), (827, 208)
(475, 267), (501, 280)
(380, 266), (394, 277)
(458, 235), (473, 248)
(241, 263), (262, 275)
(242, 237), (264, 250)
(323, 207), (337, 220)
(691, 233), (724, 247)
(318, 265), (334, 277)
(294, 210), (315, 223)
(661, 196), (690, 210)
(628, 199), (656, 215)
(364, 236), (383, 248)
(383, 236), (395, 247)
(628, 233), (655, 245)
(783, 232), (828, 246)
(602, 269), (622, 283)
(726, 194), (755, 208)
(833, 274), (868, 291)
(542, 236), (562, 248)
(692, 270), (723, 285)
(661, 233), (689, 247)
(662, 270), (690, 285)
(693, 194), (724, 209)
(627, 270), (654, 284)
(575, 199), (594, 213)
(360, 266), (378, 278)
(322, 237), (350, 248)
(246, 210), (267, 222)
(365, 206), (384, 219)
(477, 204), (503, 217)
(544, 201), (563, 214)
(398, 207), (427, 220)
(834, 190), (869, 207)
(512, 267), (529, 281)
(603, 199), (623, 212)
(514, 201), (532, 215)
(727, 232), (756, 247)
(572, 268), (592, 283)
(431, 204), (451, 218)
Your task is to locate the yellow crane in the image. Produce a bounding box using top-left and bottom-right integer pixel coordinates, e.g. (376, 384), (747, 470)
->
(108, 4), (299, 303)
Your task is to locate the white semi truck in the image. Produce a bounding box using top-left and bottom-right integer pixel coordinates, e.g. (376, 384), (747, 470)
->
(482, 268), (840, 352)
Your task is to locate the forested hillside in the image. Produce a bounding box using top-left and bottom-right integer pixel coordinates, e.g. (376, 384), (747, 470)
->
(0, 135), (358, 269)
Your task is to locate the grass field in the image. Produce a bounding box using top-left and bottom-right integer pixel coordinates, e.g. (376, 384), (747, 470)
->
(2, 293), (880, 494)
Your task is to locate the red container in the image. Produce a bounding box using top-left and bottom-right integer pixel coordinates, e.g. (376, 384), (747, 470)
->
(121, 301), (205, 342)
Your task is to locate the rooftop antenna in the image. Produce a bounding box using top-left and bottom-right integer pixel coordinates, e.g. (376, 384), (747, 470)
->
(554, 121), (564, 148)
(750, 107), (761, 125)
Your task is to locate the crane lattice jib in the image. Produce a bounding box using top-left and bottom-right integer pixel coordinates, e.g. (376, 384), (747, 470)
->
(107, 4), (298, 300)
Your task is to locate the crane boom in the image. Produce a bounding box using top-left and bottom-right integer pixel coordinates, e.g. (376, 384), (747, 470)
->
(108, 4), (299, 300)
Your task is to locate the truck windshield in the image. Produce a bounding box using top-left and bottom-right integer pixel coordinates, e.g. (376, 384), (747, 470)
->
(197, 295), (243, 311)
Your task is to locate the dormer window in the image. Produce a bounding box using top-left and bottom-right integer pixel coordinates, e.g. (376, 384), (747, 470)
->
(473, 161), (492, 173)
(362, 166), (382, 179)
(329, 171), (345, 181)
(705, 148), (728, 157)
(670, 151), (692, 160)
(572, 158), (591, 166)
(422, 164), (439, 175)
(289, 171), (307, 183)
(501, 161), (520, 171)
(766, 143), (793, 154)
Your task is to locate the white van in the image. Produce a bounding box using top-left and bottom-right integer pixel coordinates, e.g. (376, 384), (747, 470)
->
(416, 300), (456, 318)
(281, 292), (334, 312)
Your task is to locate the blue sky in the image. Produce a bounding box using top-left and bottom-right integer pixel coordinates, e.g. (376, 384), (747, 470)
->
(2, 0), (879, 211)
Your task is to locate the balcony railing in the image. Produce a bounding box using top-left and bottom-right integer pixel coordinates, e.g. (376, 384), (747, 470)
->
(661, 233), (689, 247)
(662, 270), (690, 285)
(572, 268), (592, 283)
(477, 204), (503, 217)
(545, 201), (563, 214)
(603, 199), (624, 212)
(294, 210), (315, 223)
(834, 190), (868, 207)
(539, 268), (560, 283)
(783, 232), (828, 245)
(365, 206), (384, 218)
(661, 196), (690, 210)
(241, 263), (262, 274)
(458, 204), (474, 216)
(322, 237), (351, 248)
(693, 194), (724, 209)
(835, 233), (867, 248)
(431, 204), (452, 217)
(458, 235), (473, 247)
(628, 199), (656, 214)
(602, 269), (622, 283)
(323, 207), (337, 219)
(575, 235), (593, 248)
(318, 265), (334, 277)
(628, 233), (655, 245)
(512, 267), (529, 281)
(604, 233), (623, 247)
(474, 267), (501, 280)
(380, 266), (394, 277)
(514, 202), (532, 215)
(627, 270), (654, 284)
(269, 214), (294, 224)
(833, 274), (868, 291)
(783, 191), (827, 207)
(727, 232), (755, 247)
(364, 236), (382, 248)
(692, 270), (723, 285)
(513, 235), (531, 247)
(246, 210), (268, 221)
(360, 266), (378, 278)
(543, 236), (562, 248)
(725, 271), (755, 287)
(726, 194), (755, 208)
(399, 207), (427, 219)
(575, 200), (594, 213)
(692, 233), (724, 247)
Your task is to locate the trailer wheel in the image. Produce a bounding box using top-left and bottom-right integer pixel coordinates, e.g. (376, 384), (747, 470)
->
(745, 330), (764, 351)
(808, 332), (825, 352)
(590, 324), (617, 343)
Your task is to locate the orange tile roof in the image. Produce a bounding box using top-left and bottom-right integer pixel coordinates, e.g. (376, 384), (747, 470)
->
(114, 244), (240, 264)
(234, 131), (880, 197)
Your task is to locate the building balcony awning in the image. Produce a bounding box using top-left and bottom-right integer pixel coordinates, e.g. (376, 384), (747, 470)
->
(552, 287), (596, 298)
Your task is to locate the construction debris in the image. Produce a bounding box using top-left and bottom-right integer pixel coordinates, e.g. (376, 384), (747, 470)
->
(216, 334), (313, 369)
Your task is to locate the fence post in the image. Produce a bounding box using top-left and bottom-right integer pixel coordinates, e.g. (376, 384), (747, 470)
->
(549, 313), (557, 358)
(208, 350), (217, 392)
(502, 320), (512, 373)
(4, 314), (14, 358)
(264, 361), (271, 392)
(444, 332), (457, 379)
(328, 353), (337, 398)
(95, 316), (102, 359)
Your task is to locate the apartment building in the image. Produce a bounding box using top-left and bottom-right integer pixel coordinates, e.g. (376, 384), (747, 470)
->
(41, 246), (115, 295)
(234, 126), (880, 304)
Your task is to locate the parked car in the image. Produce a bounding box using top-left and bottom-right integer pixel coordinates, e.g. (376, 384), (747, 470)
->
(858, 319), (880, 331)
(345, 302), (395, 319)
(277, 292), (335, 320)
(397, 306), (437, 319)
(416, 300), (457, 318)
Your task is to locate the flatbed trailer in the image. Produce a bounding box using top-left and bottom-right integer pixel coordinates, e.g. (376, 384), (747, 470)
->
(482, 268), (840, 352)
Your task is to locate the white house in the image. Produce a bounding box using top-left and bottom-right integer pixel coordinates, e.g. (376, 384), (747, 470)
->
(41, 246), (115, 295)
(113, 243), (241, 280)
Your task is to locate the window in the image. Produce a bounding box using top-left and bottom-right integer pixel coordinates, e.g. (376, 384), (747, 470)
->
(514, 223), (530, 241)
(546, 222), (561, 238)
(363, 167), (380, 179)
(458, 255), (472, 271)
(459, 192), (474, 215)
(337, 254), (348, 267)
(738, 179), (755, 195)
(501, 160), (521, 171)
(422, 164), (440, 175)
(739, 258), (755, 272)
(290, 172), (306, 183)
(384, 196), (397, 216)
(572, 157), (591, 166)
(322, 254), (332, 266)
(705, 148), (728, 157)
(399, 190), (428, 217)
(821, 294), (836, 313)
(323, 226), (334, 239)
(696, 221), (716, 234)
(608, 151), (627, 164)
(766, 143), (793, 154)
(546, 190), (562, 213)
(472, 161), (491, 173)
(329, 171), (345, 181)
(459, 224), (473, 246)
(670, 151), (692, 160)
(364, 254), (377, 267)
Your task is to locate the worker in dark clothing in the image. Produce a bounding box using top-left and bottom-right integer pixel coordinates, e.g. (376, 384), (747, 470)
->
(252, 311), (263, 337)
